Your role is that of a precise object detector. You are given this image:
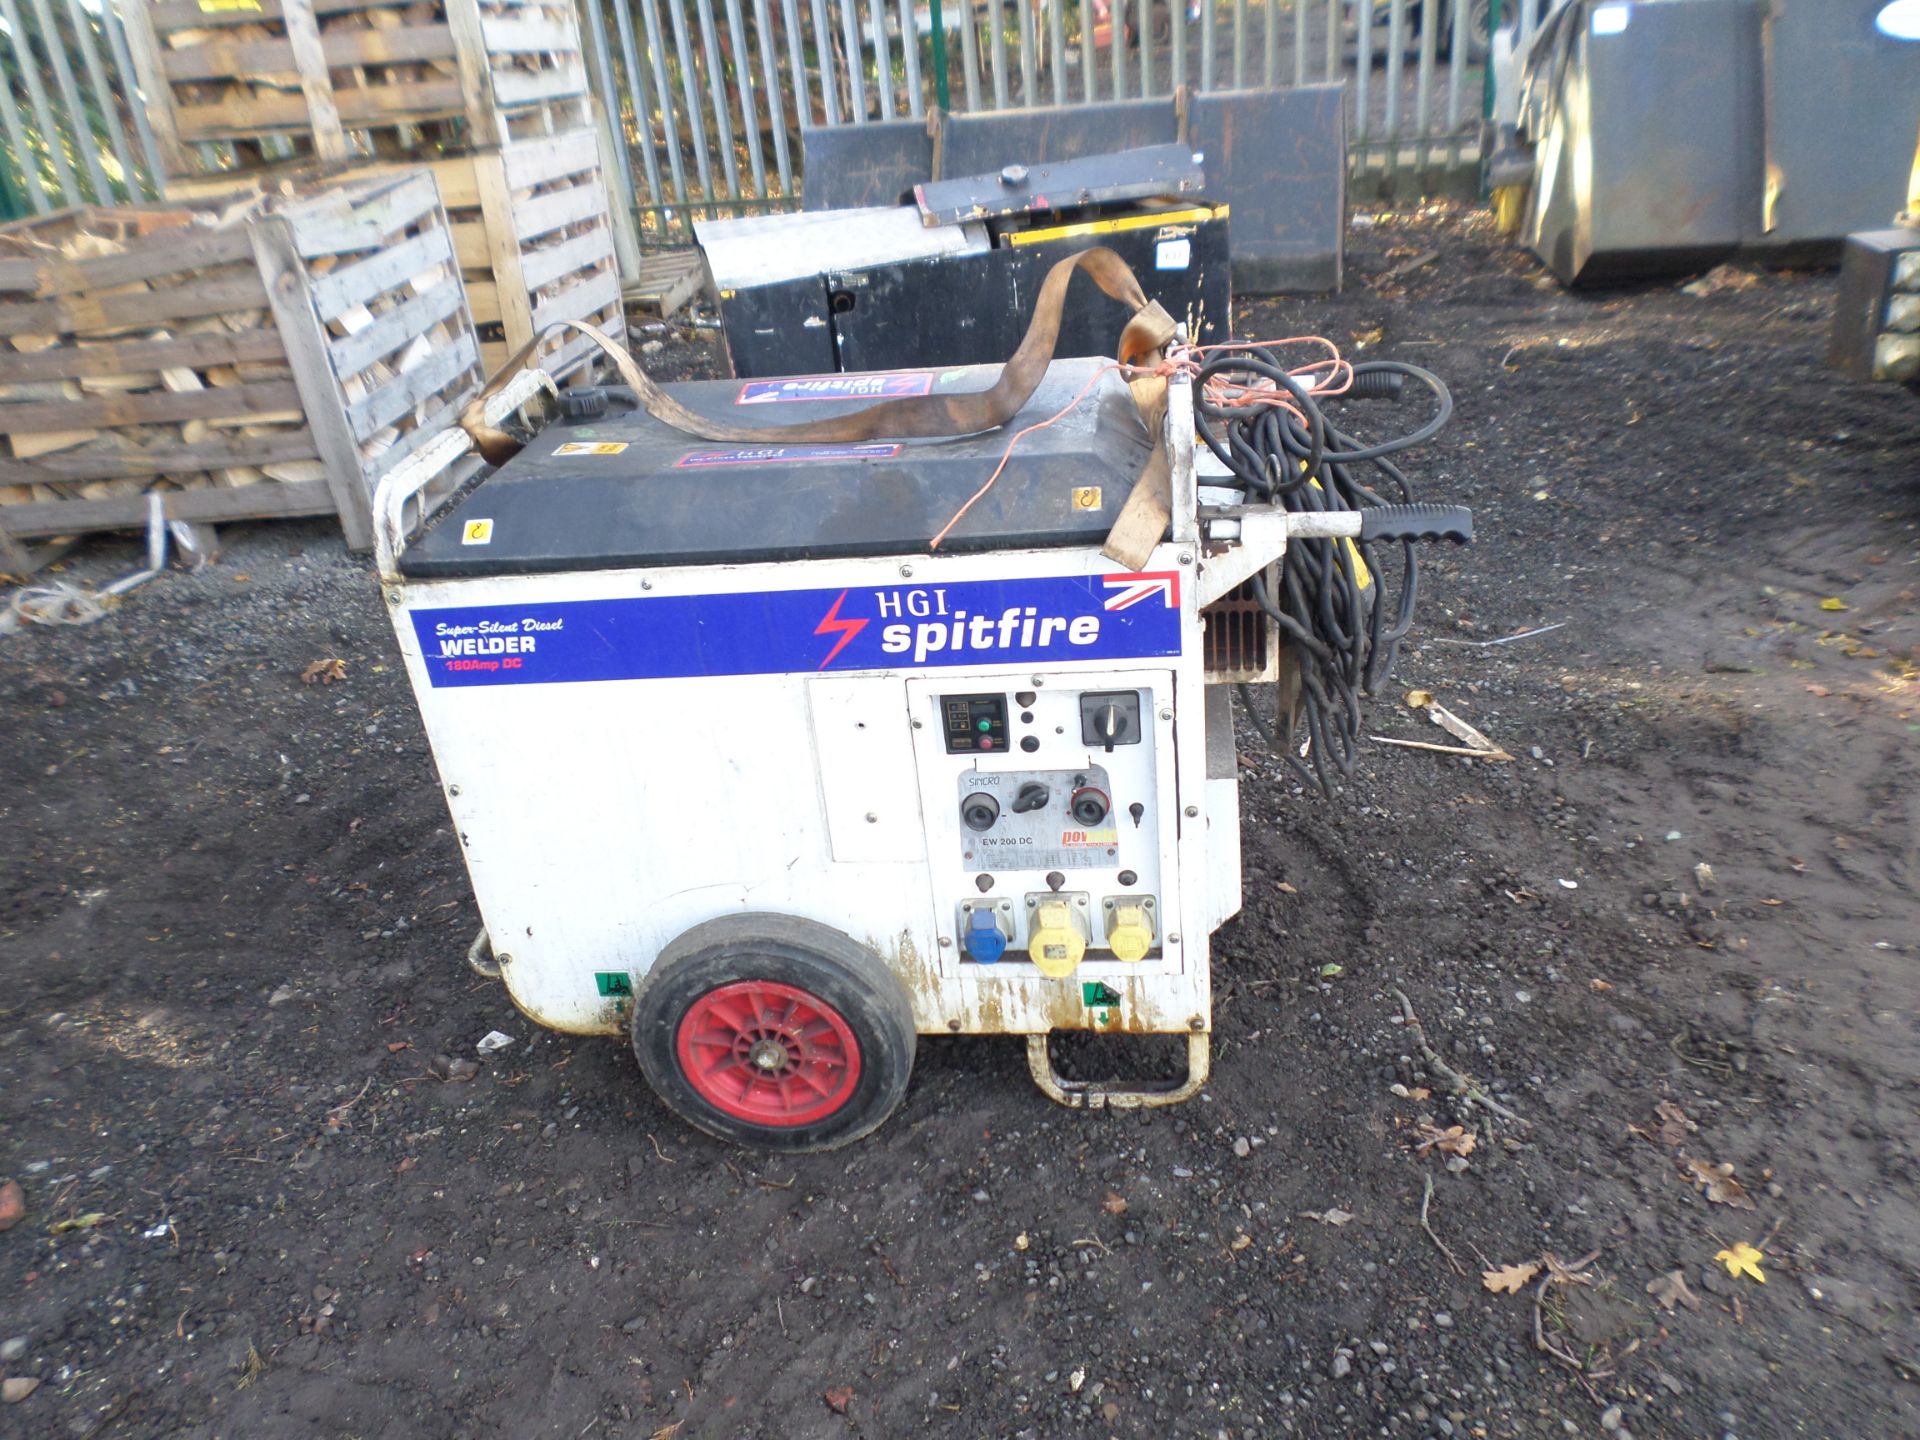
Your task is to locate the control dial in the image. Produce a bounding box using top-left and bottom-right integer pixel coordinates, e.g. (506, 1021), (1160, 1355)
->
(1069, 786), (1111, 827)
(960, 792), (1000, 832)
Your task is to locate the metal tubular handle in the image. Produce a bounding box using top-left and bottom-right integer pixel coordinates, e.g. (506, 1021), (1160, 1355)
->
(372, 367), (558, 582)
(373, 429), (473, 582)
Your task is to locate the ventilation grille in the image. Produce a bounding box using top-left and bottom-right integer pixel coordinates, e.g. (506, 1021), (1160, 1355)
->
(1201, 568), (1276, 683)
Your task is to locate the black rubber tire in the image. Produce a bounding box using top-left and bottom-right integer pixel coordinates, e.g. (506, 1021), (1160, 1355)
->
(630, 914), (917, 1152)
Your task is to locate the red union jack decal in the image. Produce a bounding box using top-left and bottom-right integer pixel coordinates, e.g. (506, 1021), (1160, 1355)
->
(1101, 572), (1181, 612)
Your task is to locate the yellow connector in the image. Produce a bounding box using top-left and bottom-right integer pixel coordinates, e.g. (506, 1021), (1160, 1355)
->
(1106, 902), (1155, 962)
(1027, 900), (1087, 978)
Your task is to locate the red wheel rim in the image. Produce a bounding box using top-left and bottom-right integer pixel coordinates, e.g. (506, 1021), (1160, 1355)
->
(675, 980), (863, 1127)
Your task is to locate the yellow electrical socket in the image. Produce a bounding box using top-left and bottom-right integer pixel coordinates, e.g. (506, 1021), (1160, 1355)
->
(1104, 900), (1155, 962)
(1026, 898), (1088, 978)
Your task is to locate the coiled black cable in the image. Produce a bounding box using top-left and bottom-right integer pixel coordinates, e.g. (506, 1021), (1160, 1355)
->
(1196, 355), (1453, 795)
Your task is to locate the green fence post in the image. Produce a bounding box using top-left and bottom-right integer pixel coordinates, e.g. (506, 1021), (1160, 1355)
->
(930, 0), (951, 111)
(0, 159), (22, 222)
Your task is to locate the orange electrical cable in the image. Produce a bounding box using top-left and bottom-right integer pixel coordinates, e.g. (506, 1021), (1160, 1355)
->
(928, 362), (1123, 551)
(927, 334), (1354, 549)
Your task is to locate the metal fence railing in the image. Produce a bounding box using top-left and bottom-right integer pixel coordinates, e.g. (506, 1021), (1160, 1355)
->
(7, 0), (1560, 238)
(0, 0), (163, 219)
(587, 0), (1565, 244)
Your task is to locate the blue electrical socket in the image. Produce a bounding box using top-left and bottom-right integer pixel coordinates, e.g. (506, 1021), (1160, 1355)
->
(964, 906), (1008, 964)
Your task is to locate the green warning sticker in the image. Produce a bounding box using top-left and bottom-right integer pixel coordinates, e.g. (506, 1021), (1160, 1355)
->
(594, 971), (633, 997)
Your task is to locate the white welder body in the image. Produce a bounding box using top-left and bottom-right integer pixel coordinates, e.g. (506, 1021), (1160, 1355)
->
(376, 357), (1348, 1124)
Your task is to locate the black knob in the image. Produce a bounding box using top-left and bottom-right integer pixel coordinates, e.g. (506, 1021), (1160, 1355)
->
(1011, 782), (1051, 814)
(961, 793), (1000, 832)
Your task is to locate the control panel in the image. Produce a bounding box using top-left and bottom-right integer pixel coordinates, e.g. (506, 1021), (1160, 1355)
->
(907, 670), (1179, 982)
(940, 693), (1008, 753)
(956, 764), (1116, 872)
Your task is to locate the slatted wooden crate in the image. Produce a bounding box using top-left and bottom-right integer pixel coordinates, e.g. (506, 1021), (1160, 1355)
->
(120, 0), (589, 177)
(0, 171), (484, 565)
(170, 129), (623, 382)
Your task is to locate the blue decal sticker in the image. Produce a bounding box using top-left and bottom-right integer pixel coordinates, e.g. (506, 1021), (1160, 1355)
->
(674, 442), (902, 469)
(411, 573), (1182, 688)
(737, 373), (933, 404)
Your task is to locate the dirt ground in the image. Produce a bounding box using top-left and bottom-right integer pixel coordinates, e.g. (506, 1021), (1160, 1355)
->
(3, 207), (1918, 1440)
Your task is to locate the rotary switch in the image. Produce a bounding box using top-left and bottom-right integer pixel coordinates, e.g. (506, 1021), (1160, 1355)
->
(1079, 691), (1142, 750)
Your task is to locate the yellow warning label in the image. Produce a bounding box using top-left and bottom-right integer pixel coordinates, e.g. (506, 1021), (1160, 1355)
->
(198, 0), (263, 12)
(1071, 486), (1103, 510)
(553, 441), (628, 456)
(461, 519), (494, 545)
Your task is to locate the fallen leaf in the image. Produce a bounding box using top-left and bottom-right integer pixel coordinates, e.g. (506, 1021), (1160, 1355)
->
(823, 1385), (854, 1413)
(302, 658), (348, 685)
(1415, 1123), (1477, 1158)
(1819, 598), (1848, 612)
(1408, 1087), (1431, 1101)
(1682, 1156), (1756, 1209)
(49, 1211), (107, 1234)
(1589, 978), (1614, 993)
(1482, 1261), (1542, 1295)
(1101, 1191), (1128, 1216)
(387, 1041), (411, 1053)
(1716, 1242), (1766, 1283)
(1302, 1208), (1355, 1226)
(1404, 689), (1434, 709)
(1541, 1251), (1596, 1286)
(0, 1179), (23, 1232)
(1804, 684), (1830, 697)
(1318, 963), (1344, 979)
(1230, 1233), (1253, 1252)
(1654, 1100), (1697, 1147)
(1276, 881), (1299, 895)
(1646, 1269), (1701, 1311)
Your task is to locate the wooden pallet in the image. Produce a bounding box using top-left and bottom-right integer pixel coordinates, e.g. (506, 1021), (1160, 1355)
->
(0, 173), (485, 559)
(171, 130), (622, 382)
(626, 249), (708, 323)
(121, 0), (589, 178)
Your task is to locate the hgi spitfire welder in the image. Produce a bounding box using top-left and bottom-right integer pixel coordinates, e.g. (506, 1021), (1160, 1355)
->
(375, 251), (1471, 1151)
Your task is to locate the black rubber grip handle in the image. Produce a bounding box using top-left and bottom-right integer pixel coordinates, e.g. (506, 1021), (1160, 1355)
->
(1360, 503), (1474, 544)
(1344, 370), (1405, 401)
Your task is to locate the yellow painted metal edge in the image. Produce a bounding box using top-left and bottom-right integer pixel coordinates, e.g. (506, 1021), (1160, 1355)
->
(1006, 204), (1229, 248)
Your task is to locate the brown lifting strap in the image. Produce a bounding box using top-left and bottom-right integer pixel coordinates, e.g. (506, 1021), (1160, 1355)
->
(459, 245), (1179, 568)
